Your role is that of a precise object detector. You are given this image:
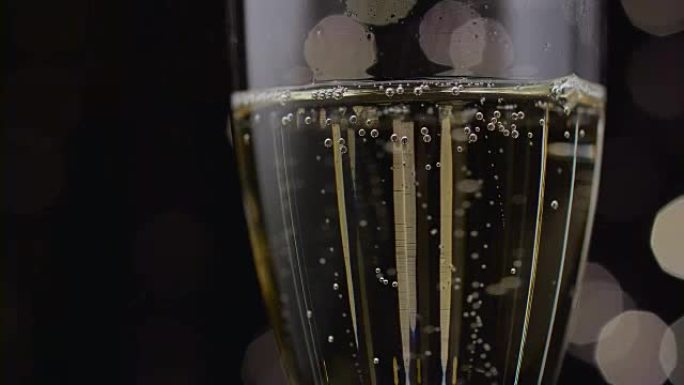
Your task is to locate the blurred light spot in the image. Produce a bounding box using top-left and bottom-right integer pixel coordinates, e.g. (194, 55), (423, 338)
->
(650, 196), (684, 280)
(485, 276), (522, 295)
(548, 143), (596, 160)
(449, 18), (514, 77)
(621, 0), (684, 36)
(304, 15), (376, 81)
(242, 330), (287, 385)
(456, 179), (481, 193)
(627, 36), (684, 120)
(596, 311), (675, 385)
(667, 315), (684, 384)
(346, 0), (416, 25)
(419, 1), (480, 66)
(568, 263), (625, 346)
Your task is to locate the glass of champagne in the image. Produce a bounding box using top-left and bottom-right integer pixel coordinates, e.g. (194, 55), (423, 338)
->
(228, 1), (605, 384)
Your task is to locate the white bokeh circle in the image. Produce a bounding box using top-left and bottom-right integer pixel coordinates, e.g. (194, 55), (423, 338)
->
(419, 1), (480, 66)
(650, 196), (684, 280)
(596, 311), (676, 385)
(666, 315), (684, 384)
(568, 263), (625, 346)
(304, 15), (376, 81)
(621, 0), (684, 37)
(448, 17), (514, 76)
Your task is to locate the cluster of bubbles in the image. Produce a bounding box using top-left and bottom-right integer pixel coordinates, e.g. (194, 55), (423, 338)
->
(312, 86), (347, 101)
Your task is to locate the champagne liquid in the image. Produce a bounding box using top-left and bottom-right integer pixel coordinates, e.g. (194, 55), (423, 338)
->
(232, 76), (604, 385)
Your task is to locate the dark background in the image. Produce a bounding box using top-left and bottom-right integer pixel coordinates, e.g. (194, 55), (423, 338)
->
(4, 0), (683, 384)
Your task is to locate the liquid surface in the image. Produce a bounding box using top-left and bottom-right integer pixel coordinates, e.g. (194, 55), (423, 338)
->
(232, 76), (604, 385)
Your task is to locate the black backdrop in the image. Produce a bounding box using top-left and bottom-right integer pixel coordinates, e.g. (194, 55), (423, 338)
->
(5, 0), (683, 384)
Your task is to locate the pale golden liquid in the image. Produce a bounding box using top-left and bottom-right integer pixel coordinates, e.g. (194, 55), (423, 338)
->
(232, 76), (604, 385)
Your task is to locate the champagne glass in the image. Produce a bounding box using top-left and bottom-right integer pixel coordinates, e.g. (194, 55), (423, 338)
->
(228, 1), (605, 384)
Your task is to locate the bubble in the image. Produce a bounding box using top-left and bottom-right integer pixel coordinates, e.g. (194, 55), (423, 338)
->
(430, 228), (438, 236)
(502, 129), (510, 137)
(401, 136), (409, 144)
(471, 252), (480, 260)
(370, 129), (379, 138)
(392, 281), (398, 288)
(511, 112), (519, 120)
(413, 86), (424, 96)
(304, 116), (313, 125)
(396, 85), (405, 94)
(385, 87), (395, 97)
(474, 126), (481, 132)
(487, 122), (495, 131)
(420, 126), (429, 135)
(307, 310), (313, 318)
(422, 134), (432, 143)
(319, 258), (327, 265)
(579, 129), (586, 138)
(333, 283), (339, 290)
(464, 126), (472, 135)
(527, 132), (534, 139)
(373, 357), (380, 365)
(475, 112), (484, 120)
(539, 118), (545, 126)
(468, 133), (478, 143)
(325, 118), (333, 126)
(451, 86), (461, 95)
(389, 133), (399, 142)
(435, 162), (441, 168)
(281, 116), (291, 125)
(358, 128), (366, 137)
(366, 119), (373, 127)
(493, 110), (501, 118)
(456, 145), (464, 152)
(425, 164), (432, 171)
(324, 138), (333, 148)
(328, 335), (335, 343)
(338, 138), (346, 145)
(374, 267), (381, 274)
(340, 145), (348, 154)
(510, 268), (517, 274)
(349, 115), (358, 124)
(511, 130), (520, 138)
(564, 130), (571, 139)
(550, 200), (559, 210)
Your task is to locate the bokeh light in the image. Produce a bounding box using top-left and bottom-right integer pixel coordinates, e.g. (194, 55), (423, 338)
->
(419, 1), (480, 66)
(449, 17), (514, 77)
(568, 263), (626, 346)
(304, 15), (376, 81)
(650, 196), (684, 280)
(596, 310), (676, 385)
(242, 330), (287, 385)
(621, 0), (684, 37)
(666, 315), (684, 384)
